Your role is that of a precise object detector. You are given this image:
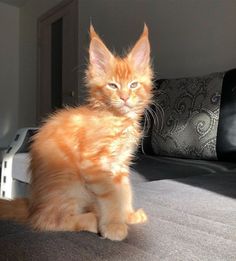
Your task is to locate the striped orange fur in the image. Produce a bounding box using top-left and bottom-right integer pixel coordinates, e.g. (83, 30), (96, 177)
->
(0, 25), (153, 241)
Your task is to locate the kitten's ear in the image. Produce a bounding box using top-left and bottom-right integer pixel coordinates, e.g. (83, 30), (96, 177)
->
(128, 24), (150, 71)
(89, 25), (114, 75)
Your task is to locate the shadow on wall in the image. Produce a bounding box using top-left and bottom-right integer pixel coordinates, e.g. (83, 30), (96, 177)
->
(0, 111), (18, 149)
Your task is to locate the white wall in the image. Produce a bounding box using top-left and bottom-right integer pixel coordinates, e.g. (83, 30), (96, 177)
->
(78, 0), (236, 81)
(18, 0), (62, 128)
(0, 2), (19, 148)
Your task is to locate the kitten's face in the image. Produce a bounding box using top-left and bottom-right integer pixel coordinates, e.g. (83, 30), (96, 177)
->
(86, 25), (153, 117)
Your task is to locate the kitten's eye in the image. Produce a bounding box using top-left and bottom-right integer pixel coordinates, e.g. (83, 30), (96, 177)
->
(129, 81), (139, 89)
(107, 83), (119, 90)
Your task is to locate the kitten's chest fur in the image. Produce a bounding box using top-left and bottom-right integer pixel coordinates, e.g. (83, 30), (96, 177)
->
(35, 108), (142, 175)
(108, 122), (140, 160)
(77, 110), (141, 173)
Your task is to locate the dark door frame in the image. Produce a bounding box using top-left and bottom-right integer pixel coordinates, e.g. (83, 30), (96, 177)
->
(37, 0), (78, 123)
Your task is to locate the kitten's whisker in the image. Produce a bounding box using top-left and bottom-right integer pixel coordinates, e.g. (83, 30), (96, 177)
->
(146, 106), (159, 130)
(148, 101), (164, 131)
(143, 110), (151, 135)
(140, 110), (152, 154)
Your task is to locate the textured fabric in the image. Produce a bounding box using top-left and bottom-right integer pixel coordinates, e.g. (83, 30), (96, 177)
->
(151, 72), (224, 159)
(0, 155), (236, 261)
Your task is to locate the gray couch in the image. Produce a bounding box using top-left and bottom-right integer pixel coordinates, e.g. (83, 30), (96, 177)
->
(0, 69), (236, 260)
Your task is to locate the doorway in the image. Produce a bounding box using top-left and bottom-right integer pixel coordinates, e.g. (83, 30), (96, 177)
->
(37, 0), (78, 121)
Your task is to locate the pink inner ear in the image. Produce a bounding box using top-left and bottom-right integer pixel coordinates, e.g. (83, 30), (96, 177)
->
(129, 37), (150, 70)
(89, 38), (112, 73)
(135, 41), (149, 65)
(90, 47), (106, 71)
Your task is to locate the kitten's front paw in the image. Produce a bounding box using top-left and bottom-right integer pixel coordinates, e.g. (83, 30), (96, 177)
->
(100, 223), (128, 241)
(127, 208), (147, 224)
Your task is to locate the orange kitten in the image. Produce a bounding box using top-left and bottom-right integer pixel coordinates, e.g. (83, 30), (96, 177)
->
(0, 25), (153, 241)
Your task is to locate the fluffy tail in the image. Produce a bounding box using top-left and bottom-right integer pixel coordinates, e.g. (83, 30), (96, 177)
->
(0, 198), (29, 223)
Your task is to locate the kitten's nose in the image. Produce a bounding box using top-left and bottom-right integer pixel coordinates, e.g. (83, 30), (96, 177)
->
(120, 94), (129, 102)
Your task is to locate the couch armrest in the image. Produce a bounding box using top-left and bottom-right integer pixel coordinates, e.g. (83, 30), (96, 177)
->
(0, 128), (38, 199)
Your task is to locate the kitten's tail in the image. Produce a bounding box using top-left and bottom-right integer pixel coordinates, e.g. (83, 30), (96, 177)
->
(0, 198), (29, 223)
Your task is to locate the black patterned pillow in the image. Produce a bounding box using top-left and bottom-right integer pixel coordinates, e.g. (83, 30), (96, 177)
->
(151, 72), (224, 159)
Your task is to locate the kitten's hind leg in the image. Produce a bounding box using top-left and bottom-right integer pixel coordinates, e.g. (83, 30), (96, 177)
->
(29, 199), (98, 233)
(30, 211), (98, 233)
(65, 212), (98, 233)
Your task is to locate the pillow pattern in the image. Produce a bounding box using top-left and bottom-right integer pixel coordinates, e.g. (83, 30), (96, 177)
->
(151, 72), (224, 159)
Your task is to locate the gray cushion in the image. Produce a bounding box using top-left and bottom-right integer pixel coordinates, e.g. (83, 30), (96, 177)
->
(0, 156), (235, 260)
(151, 72), (224, 159)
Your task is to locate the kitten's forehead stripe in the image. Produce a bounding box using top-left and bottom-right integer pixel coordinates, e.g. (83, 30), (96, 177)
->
(114, 60), (132, 81)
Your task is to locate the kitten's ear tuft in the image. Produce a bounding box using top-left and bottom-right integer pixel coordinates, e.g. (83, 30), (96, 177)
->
(143, 23), (149, 37)
(128, 24), (150, 71)
(89, 26), (114, 75)
(89, 24), (98, 39)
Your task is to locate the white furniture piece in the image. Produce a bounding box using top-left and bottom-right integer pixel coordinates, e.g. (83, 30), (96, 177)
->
(0, 128), (38, 199)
